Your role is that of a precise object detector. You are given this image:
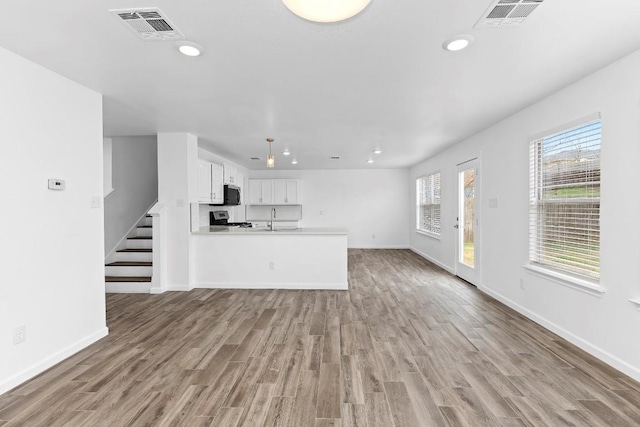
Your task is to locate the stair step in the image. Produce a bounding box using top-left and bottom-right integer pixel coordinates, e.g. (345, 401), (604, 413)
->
(106, 261), (152, 267)
(136, 227), (153, 237)
(106, 264), (153, 276)
(114, 250), (152, 262)
(106, 281), (151, 293)
(105, 276), (151, 282)
(127, 239), (152, 249)
(128, 236), (152, 240)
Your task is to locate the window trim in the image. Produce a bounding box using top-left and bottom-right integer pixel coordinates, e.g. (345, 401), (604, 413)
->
(527, 113), (603, 290)
(523, 263), (605, 297)
(416, 170), (442, 238)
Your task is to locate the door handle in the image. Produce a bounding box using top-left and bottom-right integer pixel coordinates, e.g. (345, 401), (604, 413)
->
(453, 225), (459, 229)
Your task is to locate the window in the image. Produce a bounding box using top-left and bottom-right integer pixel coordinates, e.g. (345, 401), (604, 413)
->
(529, 118), (601, 282)
(417, 172), (441, 236)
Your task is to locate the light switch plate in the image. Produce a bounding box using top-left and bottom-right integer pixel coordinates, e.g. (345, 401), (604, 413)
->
(48, 178), (65, 190)
(90, 197), (101, 208)
(489, 197), (498, 208)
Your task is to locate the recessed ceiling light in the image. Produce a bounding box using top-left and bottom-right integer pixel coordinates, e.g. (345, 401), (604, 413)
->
(282, 0), (371, 23)
(442, 34), (474, 52)
(283, 149), (291, 156)
(373, 149), (382, 154)
(367, 159), (374, 164)
(291, 159), (298, 165)
(176, 41), (203, 57)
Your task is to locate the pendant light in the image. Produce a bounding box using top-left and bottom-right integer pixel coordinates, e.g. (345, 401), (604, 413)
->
(266, 138), (275, 168)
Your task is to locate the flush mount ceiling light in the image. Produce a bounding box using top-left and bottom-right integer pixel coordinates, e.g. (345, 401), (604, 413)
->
(282, 0), (371, 23)
(442, 34), (474, 52)
(282, 149), (291, 156)
(291, 159), (298, 165)
(367, 159), (374, 164)
(266, 138), (275, 168)
(373, 149), (382, 154)
(176, 41), (203, 57)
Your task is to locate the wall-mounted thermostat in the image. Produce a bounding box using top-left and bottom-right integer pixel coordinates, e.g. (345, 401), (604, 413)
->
(48, 179), (65, 190)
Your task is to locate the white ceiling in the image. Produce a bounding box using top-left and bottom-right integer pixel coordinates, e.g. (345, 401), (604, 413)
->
(2, 0), (640, 170)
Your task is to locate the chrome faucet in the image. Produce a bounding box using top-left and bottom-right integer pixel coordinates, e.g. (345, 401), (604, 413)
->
(269, 207), (276, 231)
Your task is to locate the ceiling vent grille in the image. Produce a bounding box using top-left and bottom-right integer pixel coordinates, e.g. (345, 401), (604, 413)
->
(330, 156), (341, 160)
(110, 8), (184, 41)
(475, 0), (544, 28)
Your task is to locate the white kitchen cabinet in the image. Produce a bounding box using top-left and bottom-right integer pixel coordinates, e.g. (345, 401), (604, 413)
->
(249, 179), (299, 205)
(248, 179), (274, 204)
(273, 179), (299, 204)
(198, 160), (224, 204)
(224, 162), (238, 185)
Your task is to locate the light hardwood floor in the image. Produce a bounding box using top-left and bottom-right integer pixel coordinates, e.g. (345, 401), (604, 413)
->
(1, 249), (640, 426)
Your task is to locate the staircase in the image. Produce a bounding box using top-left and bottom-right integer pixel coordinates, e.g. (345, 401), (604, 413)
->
(105, 215), (153, 293)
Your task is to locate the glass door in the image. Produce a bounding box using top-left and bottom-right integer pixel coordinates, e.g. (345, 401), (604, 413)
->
(456, 160), (480, 286)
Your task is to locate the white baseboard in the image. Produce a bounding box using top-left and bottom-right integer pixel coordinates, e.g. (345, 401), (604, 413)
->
(479, 285), (640, 383)
(105, 198), (158, 263)
(193, 282), (349, 290)
(150, 283), (191, 294)
(348, 245), (410, 249)
(0, 327), (109, 395)
(409, 247), (455, 274)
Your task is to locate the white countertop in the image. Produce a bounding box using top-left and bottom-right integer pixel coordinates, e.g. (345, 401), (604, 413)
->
(194, 226), (348, 235)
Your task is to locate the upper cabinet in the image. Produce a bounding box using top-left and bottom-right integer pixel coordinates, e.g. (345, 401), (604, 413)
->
(249, 179), (300, 205)
(273, 179), (298, 204)
(198, 160), (224, 204)
(248, 179), (273, 204)
(223, 162), (239, 186)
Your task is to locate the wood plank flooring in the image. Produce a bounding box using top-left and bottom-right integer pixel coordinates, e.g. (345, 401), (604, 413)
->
(2, 249), (640, 426)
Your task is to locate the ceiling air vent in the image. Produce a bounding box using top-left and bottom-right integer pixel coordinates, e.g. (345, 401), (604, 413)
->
(330, 156), (341, 160)
(250, 157), (261, 160)
(110, 8), (184, 41)
(475, 0), (544, 28)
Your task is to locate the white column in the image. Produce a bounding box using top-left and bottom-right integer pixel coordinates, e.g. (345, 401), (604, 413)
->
(157, 132), (199, 291)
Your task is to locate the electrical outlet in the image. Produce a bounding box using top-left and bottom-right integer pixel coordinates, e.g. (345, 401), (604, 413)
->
(371, 234), (376, 239)
(319, 210), (324, 216)
(90, 196), (101, 208)
(269, 261), (275, 271)
(13, 325), (26, 345)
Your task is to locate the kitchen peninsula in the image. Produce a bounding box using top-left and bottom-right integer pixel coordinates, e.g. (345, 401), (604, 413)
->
(191, 226), (348, 289)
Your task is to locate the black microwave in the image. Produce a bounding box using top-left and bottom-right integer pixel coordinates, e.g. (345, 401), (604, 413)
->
(224, 185), (241, 205)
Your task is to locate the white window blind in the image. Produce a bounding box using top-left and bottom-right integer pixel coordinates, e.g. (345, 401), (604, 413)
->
(417, 172), (441, 236)
(529, 118), (601, 281)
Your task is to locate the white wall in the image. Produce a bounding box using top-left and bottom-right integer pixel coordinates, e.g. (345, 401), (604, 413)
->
(410, 48), (640, 381)
(104, 136), (158, 257)
(0, 47), (107, 393)
(251, 169), (410, 248)
(103, 138), (113, 196)
(156, 133), (198, 290)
